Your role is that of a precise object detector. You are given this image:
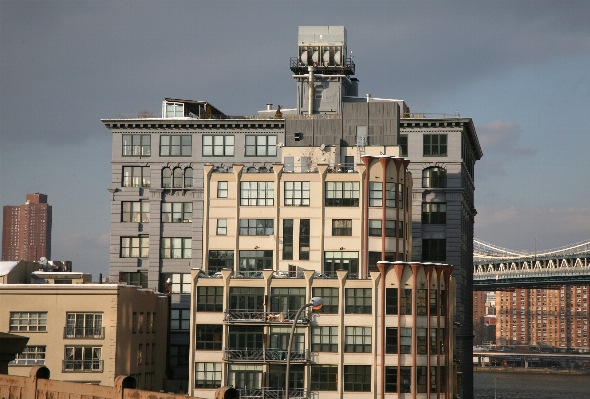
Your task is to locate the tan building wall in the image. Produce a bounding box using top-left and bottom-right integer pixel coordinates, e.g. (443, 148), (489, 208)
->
(0, 284), (168, 389)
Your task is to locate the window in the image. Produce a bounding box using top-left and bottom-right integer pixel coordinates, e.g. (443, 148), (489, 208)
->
(386, 183), (396, 207)
(312, 287), (338, 314)
(194, 362), (222, 389)
(400, 366), (412, 393)
(162, 202), (192, 223)
(344, 326), (372, 353)
(147, 312), (155, 333)
(160, 135), (192, 156)
(386, 327), (397, 353)
(299, 219), (310, 260)
(122, 166), (150, 187)
(64, 347), (102, 372)
(422, 202), (446, 224)
(229, 287), (264, 311)
(240, 182), (274, 206)
(416, 366), (427, 393)
(161, 238), (191, 259)
(184, 167), (193, 188)
(417, 328), (427, 355)
(431, 329), (438, 354)
(369, 182), (382, 206)
(325, 182), (359, 206)
(422, 239), (446, 261)
(239, 219), (274, 235)
(245, 135), (277, 156)
(227, 364), (262, 390)
(332, 219), (352, 236)
(400, 328), (412, 354)
(417, 289), (427, 316)
(400, 289), (412, 315)
(345, 288), (372, 314)
(203, 135), (234, 156)
(122, 201), (149, 223)
(119, 271), (148, 288)
(311, 365), (337, 391)
(197, 287), (224, 312)
(196, 325), (223, 350)
(171, 309), (190, 330)
(399, 134), (408, 157)
(170, 345), (189, 367)
(385, 220), (396, 237)
(284, 182), (310, 206)
(398, 221), (404, 239)
(368, 220), (381, 236)
(312, 326), (338, 352)
(324, 251), (358, 278)
(386, 288), (398, 314)
(283, 219), (293, 260)
(165, 102), (184, 118)
(271, 288), (306, 314)
(430, 290), (438, 316)
(10, 346), (45, 365)
(121, 237), (149, 258)
(238, 250), (273, 274)
(228, 325), (264, 349)
(10, 312), (47, 332)
(137, 344), (143, 365)
(423, 134), (447, 156)
(217, 181), (228, 198)
(123, 134), (150, 157)
(208, 250), (234, 273)
(216, 219), (227, 235)
(422, 167), (447, 188)
(344, 365), (371, 392)
(385, 366), (397, 392)
(162, 273), (191, 294)
(162, 167), (171, 188)
(65, 313), (103, 338)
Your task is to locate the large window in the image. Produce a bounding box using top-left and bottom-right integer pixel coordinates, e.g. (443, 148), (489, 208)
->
(229, 287), (264, 311)
(385, 366), (397, 392)
(422, 167), (447, 188)
(162, 167), (193, 188)
(162, 202), (192, 223)
(9, 312), (47, 332)
(325, 182), (359, 206)
(422, 202), (446, 224)
(194, 363), (222, 389)
(284, 181), (310, 206)
(312, 287), (338, 314)
(228, 325), (264, 349)
(122, 201), (149, 223)
(423, 134), (447, 156)
(239, 219), (274, 235)
(368, 220), (396, 237)
(312, 326), (338, 352)
(345, 288), (372, 314)
(422, 239), (446, 261)
(416, 366), (427, 393)
(399, 134), (408, 157)
(196, 325), (223, 350)
(283, 219), (293, 260)
(332, 219), (352, 236)
(161, 238), (191, 259)
(344, 365), (371, 392)
(400, 327), (412, 354)
(270, 288), (306, 314)
(208, 250), (234, 273)
(400, 367), (412, 393)
(238, 250), (272, 274)
(65, 313), (103, 338)
(323, 251), (358, 278)
(386, 327), (397, 353)
(197, 287), (224, 312)
(122, 166), (150, 187)
(121, 237), (149, 258)
(386, 288), (398, 314)
(162, 273), (191, 294)
(401, 288), (412, 315)
(299, 219), (310, 260)
(245, 135), (277, 156)
(123, 134), (151, 157)
(171, 309), (190, 330)
(64, 347), (102, 372)
(417, 328), (427, 355)
(160, 135), (192, 156)
(119, 271), (148, 288)
(311, 365), (338, 391)
(240, 182), (274, 206)
(417, 289), (427, 316)
(202, 135), (234, 156)
(10, 346), (45, 365)
(344, 326), (372, 353)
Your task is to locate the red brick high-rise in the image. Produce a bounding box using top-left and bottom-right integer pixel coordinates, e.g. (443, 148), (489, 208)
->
(2, 193), (52, 261)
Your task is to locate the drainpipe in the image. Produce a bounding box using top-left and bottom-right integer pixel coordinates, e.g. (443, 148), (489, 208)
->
(308, 66), (315, 115)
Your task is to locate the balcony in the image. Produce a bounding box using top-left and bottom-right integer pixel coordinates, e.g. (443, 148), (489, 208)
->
(238, 388), (307, 399)
(62, 360), (104, 372)
(224, 348), (309, 363)
(224, 310), (311, 324)
(63, 327), (105, 339)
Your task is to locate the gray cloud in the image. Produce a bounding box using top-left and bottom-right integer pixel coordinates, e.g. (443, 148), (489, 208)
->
(477, 120), (538, 156)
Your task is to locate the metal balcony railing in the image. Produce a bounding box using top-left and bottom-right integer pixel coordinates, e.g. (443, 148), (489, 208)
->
(224, 309), (310, 324)
(238, 388), (307, 399)
(62, 360), (104, 372)
(224, 348), (309, 362)
(63, 327), (105, 339)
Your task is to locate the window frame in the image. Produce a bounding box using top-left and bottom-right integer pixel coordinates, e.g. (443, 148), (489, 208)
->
(216, 219), (227, 236)
(422, 202), (447, 224)
(208, 250), (234, 273)
(312, 287), (338, 314)
(299, 219), (310, 260)
(239, 219), (274, 236)
(217, 181), (228, 198)
(197, 286), (224, 312)
(161, 237), (192, 259)
(423, 134), (447, 156)
(422, 239), (446, 262)
(332, 219), (352, 236)
(422, 167), (447, 188)
(194, 362), (222, 389)
(345, 288), (372, 314)
(344, 326), (372, 353)
(343, 365), (371, 392)
(196, 324), (223, 350)
(121, 201), (149, 223)
(120, 237), (149, 258)
(170, 309), (190, 330)
(284, 181), (310, 206)
(162, 273), (191, 294)
(312, 326), (338, 352)
(10, 346), (46, 365)
(122, 134), (151, 157)
(161, 202), (192, 223)
(310, 364), (338, 391)
(240, 182), (274, 206)
(9, 312), (47, 332)
(325, 181), (360, 207)
(245, 135), (278, 157)
(159, 135), (192, 157)
(202, 135), (235, 157)
(122, 166), (150, 188)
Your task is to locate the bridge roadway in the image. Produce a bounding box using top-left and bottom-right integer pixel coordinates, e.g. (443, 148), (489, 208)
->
(472, 239), (590, 290)
(473, 349), (590, 368)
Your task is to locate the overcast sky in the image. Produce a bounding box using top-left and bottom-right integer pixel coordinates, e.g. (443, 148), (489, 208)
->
(1, 1), (589, 279)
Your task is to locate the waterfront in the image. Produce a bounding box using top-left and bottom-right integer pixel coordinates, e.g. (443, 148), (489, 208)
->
(474, 371), (590, 398)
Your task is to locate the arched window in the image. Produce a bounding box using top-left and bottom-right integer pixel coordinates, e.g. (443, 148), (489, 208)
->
(422, 167), (447, 188)
(173, 168), (183, 188)
(162, 167), (171, 188)
(184, 167), (193, 188)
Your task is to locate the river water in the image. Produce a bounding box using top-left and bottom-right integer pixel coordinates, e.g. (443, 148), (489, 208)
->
(474, 371), (590, 398)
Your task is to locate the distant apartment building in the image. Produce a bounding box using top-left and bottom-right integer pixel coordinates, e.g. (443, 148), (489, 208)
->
(0, 262), (169, 388)
(2, 193), (52, 261)
(496, 286), (589, 352)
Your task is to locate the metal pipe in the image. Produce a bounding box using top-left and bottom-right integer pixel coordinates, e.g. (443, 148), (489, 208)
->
(308, 66), (315, 115)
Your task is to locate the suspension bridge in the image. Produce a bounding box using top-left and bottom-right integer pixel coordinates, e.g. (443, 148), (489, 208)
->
(473, 239), (590, 290)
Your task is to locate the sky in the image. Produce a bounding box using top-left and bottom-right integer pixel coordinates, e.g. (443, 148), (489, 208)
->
(1, 1), (589, 280)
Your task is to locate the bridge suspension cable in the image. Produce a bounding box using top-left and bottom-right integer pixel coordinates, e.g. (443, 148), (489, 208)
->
(474, 238), (590, 260)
